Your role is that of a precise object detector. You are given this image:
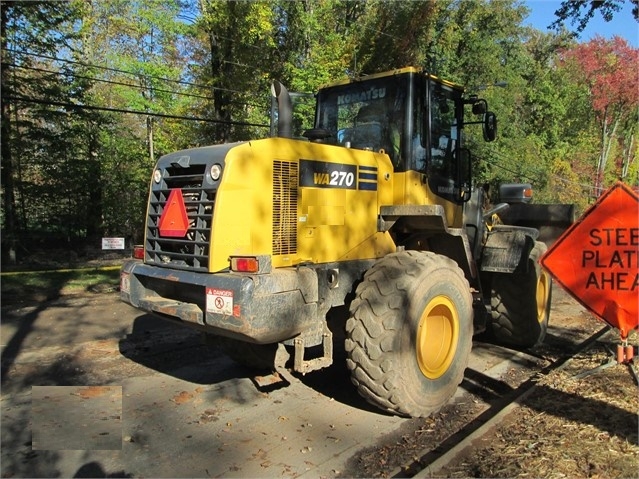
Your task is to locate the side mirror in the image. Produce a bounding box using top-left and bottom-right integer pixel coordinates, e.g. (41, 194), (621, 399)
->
(483, 111), (497, 142)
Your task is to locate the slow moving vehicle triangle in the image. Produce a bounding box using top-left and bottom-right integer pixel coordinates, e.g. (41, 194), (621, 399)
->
(158, 189), (189, 238)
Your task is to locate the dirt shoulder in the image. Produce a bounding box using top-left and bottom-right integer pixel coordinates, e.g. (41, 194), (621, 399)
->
(345, 288), (639, 478)
(433, 344), (639, 478)
(1, 251), (125, 307)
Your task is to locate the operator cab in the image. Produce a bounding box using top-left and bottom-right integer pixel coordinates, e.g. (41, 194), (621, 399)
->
(312, 67), (496, 204)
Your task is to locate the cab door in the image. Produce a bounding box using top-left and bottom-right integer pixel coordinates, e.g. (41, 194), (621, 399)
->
(426, 79), (469, 204)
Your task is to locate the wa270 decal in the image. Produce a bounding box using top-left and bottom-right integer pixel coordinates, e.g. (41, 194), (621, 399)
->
(298, 159), (377, 191)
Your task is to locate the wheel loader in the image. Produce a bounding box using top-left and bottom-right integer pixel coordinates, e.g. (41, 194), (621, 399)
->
(120, 67), (559, 417)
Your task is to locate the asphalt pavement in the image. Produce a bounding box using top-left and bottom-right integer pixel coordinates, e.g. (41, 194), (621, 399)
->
(0, 290), (587, 478)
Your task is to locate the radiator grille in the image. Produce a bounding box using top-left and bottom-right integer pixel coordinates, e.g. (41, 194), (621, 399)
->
(273, 160), (298, 255)
(146, 164), (215, 271)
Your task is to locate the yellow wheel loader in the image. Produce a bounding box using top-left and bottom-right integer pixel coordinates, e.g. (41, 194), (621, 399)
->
(120, 67), (562, 417)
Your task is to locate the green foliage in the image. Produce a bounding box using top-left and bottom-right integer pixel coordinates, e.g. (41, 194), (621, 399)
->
(355, 0), (436, 73)
(1, 0), (99, 249)
(2, 0), (638, 263)
(551, 0), (638, 34)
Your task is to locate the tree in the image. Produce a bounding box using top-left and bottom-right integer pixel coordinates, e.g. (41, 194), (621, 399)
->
(82, 0), (188, 159)
(76, 0), (191, 242)
(354, 0), (436, 74)
(271, 0), (365, 134)
(561, 36), (639, 194)
(1, 0), (85, 261)
(2, 0), (635, 261)
(188, 0), (276, 144)
(551, 0), (639, 34)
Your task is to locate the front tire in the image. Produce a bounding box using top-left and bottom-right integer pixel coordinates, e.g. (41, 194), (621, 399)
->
(345, 251), (473, 418)
(487, 241), (552, 348)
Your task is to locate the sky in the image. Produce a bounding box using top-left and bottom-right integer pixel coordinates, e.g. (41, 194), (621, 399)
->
(524, 0), (639, 47)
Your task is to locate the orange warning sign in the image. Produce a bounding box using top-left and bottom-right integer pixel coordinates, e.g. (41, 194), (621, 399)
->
(158, 189), (189, 237)
(540, 182), (639, 339)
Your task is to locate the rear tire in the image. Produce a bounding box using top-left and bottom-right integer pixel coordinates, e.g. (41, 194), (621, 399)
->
(487, 241), (552, 348)
(345, 251), (473, 418)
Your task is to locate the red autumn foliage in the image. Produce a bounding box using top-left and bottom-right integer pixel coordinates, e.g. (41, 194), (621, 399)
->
(561, 36), (638, 118)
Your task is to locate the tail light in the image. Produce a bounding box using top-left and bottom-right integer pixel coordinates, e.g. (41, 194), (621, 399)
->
(133, 245), (145, 260)
(230, 257), (259, 273)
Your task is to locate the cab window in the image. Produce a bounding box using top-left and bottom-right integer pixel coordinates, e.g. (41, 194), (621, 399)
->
(316, 76), (408, 170)
(428, 82), (458, 177)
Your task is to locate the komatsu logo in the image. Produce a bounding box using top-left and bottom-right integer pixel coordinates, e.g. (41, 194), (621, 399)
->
(337, 87), (386, 105)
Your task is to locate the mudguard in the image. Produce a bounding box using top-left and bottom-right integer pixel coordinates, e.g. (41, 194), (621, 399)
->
(480, 225), (537, 274)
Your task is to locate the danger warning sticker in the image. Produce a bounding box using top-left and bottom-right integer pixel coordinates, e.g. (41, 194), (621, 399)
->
(206, 288), (233, 316)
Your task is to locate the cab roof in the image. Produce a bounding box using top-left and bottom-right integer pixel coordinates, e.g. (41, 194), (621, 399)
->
(320, 67), (465, 92)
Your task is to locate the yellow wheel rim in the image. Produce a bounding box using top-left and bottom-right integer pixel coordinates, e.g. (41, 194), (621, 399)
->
(416, 295), (459, 379)
(536, 271), (550, 323)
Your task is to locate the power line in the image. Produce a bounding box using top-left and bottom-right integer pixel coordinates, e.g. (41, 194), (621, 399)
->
(345, 17), (403, 42)
(8, 63), (194, 98)
(480, 153), (541, 182)
(6, 50), (599, 193)
(211, 33), (268, 53)
(546, 173), (606, 193)
(3, 94), (270, 129)
(6, 62), (266, 109)
(4, 47), (251, 96)
(479, 150), (604, 195)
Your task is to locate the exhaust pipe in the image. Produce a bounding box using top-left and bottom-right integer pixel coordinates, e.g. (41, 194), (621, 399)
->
(271, 80), (293, 138)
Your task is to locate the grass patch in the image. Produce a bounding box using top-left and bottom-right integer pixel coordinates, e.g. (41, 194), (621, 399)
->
(1, 266), (121, 299)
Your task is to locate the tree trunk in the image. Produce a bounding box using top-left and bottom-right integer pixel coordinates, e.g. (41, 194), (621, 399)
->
(622, 134), (634, 179)
(1, 5), (18, 263)
(147, 115), (155, 164)
(85, 124), (103, 241)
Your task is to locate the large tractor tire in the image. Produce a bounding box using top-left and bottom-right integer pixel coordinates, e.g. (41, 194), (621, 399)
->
(487, 241), (552, 348)
(206, 335), (278, 370)
(345, 251), (473, 418)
